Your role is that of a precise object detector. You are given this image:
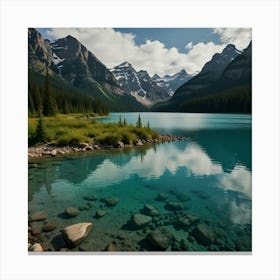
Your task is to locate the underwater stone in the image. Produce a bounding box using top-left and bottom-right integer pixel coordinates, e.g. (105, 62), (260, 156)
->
(83, 194), (97, 201)
(165, 201), (184, 211)
(146, 228), (173, 250)
(192, 223), (215, 245)
(143, 204), (160, 216)
(96, 210), (107, 218)
(65, 207), (80, 218)
(62, 222), (93, 248)
(102, 197), (120, 207)
(43, 221), (57, 232)
(29, 211), (48, 222)
(105, 243), (119, 251)
(155, 193), (169, 201)
(30, 243), (43, 252)
(31, 227), (42, 235)
(131, 214), (152, 229)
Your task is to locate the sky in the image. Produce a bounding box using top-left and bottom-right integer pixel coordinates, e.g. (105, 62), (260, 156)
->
(37, 28), (251, 76)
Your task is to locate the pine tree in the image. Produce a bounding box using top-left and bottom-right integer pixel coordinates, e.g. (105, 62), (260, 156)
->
(35, 104), (47, 143)
(118, 114), (122, 126)
(43, 67), (57, 116)
(123, 118), (127, 126)
(136, 114), (142, 128)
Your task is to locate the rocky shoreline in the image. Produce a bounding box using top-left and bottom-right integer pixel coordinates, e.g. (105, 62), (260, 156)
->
(28, 134), (187, 160)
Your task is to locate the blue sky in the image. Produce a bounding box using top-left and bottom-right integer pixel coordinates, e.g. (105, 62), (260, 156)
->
(36, 28), (251, 76)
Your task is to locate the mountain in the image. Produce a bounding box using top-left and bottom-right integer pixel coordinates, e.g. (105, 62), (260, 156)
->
(28, 28), (54, 72)
(28, 28), (145, 112)
(111, 62), (170, 106)
(154, 43), (251, 112)
(50, 35), (119, 87)
(152, 70), (192, 95)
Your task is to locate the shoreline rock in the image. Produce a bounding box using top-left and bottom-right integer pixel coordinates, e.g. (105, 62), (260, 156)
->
(28, 134), (187, 160)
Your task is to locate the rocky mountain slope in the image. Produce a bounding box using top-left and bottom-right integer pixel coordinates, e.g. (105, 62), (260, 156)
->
(154, 43), (251, 112)
(152, 70), (192, 95)
(111, 62), (170, 107)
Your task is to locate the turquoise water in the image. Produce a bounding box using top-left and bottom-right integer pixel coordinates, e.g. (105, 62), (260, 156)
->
(28, 113), (252, 252)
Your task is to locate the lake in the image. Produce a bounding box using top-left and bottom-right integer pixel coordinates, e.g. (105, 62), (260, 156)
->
(28, 113), (252, 252)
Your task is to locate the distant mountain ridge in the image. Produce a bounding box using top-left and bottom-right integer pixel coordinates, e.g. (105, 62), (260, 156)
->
(154, 43), (252, 113)
(110, 62), (171, 107)
(151, 70), (193, 95)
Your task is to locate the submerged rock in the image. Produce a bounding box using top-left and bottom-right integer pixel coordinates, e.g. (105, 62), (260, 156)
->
(62, 222), (93, 248)
(165, 201), (184, 211)
(96, 210), (107, 218)
(29, 211), (48, 222)
(130, 214), (152, 229)
(155, 193), (169, 201)
(105, 243), (119, 251)
(192, 223), (215, 245)
(43, 221), (57, 232)
(176, 193), (191, 202)
(31, 227), (42, 235)
(30, 243), (43, 252)
(65, 207), (80, 218)
(83, 194), (97, 201)
(102, 197), (120, 207)
(146, 228), (173, 250)
(143, 204), (160, 217)
(177, 214), (200, 228)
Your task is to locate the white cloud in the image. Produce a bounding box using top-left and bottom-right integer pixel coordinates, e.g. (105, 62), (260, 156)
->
(46, 28), (250, 76)
(47, 28), (227, 76)
(213, 28), (252, 50)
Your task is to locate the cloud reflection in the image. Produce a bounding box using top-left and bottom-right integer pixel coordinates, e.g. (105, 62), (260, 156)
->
(83, 142), (251, 200)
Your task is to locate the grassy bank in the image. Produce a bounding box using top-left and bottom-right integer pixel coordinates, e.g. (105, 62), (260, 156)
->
(28, 114), (159, 147)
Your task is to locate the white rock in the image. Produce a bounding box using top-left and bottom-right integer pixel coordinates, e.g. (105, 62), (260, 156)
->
(30, 243), (43, 252)
(62, 223), (93, 248)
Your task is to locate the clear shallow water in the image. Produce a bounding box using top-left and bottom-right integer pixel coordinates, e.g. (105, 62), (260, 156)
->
(28, 113), (252, 252)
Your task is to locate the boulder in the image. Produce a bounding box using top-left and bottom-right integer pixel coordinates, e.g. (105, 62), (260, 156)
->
(146, 228), (173, 250)
(30, 243), (43, 252)
(96, 210), (107, 218)
(143, 204), (160, 216)
(29, 211), (48, 222)
(62, 223), (93, 248)
(105, 243), (119, 251)
(192, 223), (215, 245)
(155, 193), (169, 201)
(165, 201), (184, 211)
(102, 197), (119, 207)
(130, 214), (152, 229)
(65, 207), (80, 218)
(43, 221), (57, 232)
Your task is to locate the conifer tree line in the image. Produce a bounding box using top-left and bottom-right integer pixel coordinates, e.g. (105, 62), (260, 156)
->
(28, 68), (108, 116)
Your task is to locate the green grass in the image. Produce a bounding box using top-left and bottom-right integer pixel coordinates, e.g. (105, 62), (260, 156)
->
(28, 114), (159, 147)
